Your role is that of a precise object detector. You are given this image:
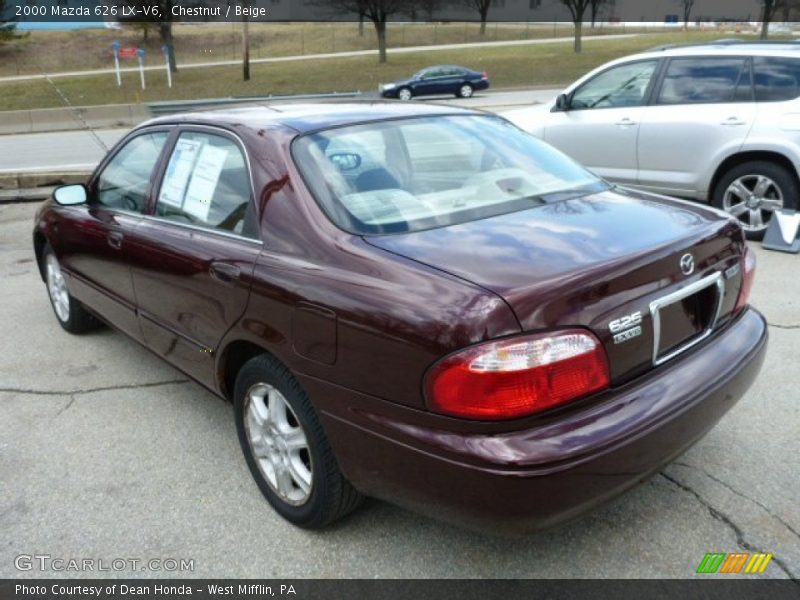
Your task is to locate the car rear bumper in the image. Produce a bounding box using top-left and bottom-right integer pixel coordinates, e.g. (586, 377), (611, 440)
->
(301, 307), (767, 533)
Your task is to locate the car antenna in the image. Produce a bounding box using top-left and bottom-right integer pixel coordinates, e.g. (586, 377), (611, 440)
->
(34, 60), (110, 153)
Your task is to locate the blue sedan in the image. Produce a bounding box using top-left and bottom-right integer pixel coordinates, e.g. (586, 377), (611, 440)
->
(380, 65), (490, 100)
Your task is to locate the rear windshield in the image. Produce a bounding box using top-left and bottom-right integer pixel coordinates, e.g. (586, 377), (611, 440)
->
(292, 115), (607, 235)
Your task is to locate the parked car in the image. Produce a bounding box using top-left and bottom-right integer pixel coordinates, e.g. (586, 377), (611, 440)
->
(505, 41), (800, 239)
(33, 103), (766, 533)
(380, 65), (490, 100)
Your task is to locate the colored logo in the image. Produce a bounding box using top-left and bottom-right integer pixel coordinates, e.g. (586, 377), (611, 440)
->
(696, 552), (773, 574)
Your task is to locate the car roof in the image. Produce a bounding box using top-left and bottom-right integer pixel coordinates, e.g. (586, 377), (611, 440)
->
(631, 40), (800, 61)
(143, 101), (485, 135)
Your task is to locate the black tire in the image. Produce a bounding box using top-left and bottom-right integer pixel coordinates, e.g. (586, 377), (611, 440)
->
(233, 354), (362, 529)
(712, 160), (798, 241)
(42, 244), (101, 334)
(457, 83), (474, 98)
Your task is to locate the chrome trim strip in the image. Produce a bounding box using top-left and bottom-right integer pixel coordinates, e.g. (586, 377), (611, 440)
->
(81, 208), (263, 245)
(650, 272), (725, 367)
(138, 214), (264, 246)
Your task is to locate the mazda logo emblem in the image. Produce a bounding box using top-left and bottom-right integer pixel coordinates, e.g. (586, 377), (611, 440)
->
(680, 253), (695, 276)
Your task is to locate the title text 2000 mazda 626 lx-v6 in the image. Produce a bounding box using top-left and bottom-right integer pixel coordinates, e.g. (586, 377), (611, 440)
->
(33, 103), (767, 533)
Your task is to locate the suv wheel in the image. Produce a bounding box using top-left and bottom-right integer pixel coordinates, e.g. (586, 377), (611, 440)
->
(713, 161), (797, 240)
(234, 354), (363, 528)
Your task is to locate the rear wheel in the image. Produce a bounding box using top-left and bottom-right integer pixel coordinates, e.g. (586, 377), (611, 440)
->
(712, 160), (797, 240)
(457, 84), (474, 98)
(43, 244), (101, 334)
(234, 354), (362, 528)
(397, 87), (412, 101)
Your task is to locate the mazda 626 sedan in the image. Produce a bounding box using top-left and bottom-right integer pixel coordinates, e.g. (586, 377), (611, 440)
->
(33, 103), (767, 533)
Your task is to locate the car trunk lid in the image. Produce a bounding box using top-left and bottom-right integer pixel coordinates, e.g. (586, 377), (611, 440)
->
(364, 188), (746, 384)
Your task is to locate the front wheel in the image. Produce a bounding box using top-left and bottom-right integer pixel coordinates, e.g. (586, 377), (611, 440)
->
(234, 354), (362, 528)
(457, 84), (474, 98)
(43, 244), (101, 334)
(397, 87), (412, 101)
(712, 161), (798, 240)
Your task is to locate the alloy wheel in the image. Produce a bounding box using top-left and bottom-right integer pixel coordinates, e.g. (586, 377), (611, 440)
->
(46, 253), (70, 322)
(460, 85), (474, 98)
(398, 88), (412, 101)
(722, 174), (784, 234)
(244, 383), (313, 506)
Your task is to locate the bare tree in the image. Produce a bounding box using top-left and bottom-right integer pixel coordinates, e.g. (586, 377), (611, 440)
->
(127, 22), (155, 43)
(559, 0), (592, 53)
(120, 0), (178, 73)
(461, 0), (492, 35)
(589, 0), (608, 28)
(0, 0), (22, 45)
(761, 0), (780, 39)
(775, 0), (800, 25)
(677, 0), (695, 30)
(311, 0), (422, 63)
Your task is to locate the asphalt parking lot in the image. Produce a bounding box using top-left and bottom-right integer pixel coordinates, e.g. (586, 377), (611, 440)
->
(0, 200), (798, 579)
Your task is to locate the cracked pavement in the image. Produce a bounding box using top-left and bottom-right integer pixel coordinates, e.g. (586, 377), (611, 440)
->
(1, 201), (798, 579)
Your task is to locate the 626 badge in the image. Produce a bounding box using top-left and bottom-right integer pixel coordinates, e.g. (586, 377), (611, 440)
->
(609, 311), (643, 345)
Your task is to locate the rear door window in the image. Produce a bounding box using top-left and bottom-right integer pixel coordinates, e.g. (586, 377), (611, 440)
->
(155, 131), (258, 239)
(753, 57), (800, 102)
(657, 57), (749, 105)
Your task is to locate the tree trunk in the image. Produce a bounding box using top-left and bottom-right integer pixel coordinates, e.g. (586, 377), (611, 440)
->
(574, 19), (583, 53)
(375, 20), (387, 63)
(159, 22), (177, 73)
(242, 16), (250, 81)
(761, 0), (773, 40)
(359, 13), (364, 37)
(480, 8), (488, 35)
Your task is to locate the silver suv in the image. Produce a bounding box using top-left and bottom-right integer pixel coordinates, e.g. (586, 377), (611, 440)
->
(505, 41), (800, 239)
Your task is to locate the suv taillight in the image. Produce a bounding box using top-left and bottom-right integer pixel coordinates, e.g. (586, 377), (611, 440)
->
(425, 330), (610, 420)
(735, 243), (756, 314)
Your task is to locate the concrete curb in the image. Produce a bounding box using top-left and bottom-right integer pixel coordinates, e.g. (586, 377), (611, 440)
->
(0, 171), (91, 203)
(0, 104), (151, 136)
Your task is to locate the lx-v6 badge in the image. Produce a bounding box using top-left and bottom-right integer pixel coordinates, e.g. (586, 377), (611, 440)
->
(609, 311), (643, 345)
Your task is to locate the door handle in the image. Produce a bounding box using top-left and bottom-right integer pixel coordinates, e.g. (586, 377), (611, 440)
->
(107, 231), (123, 250)
(209, 261), (240, 283)
(721, 117), (746, 126)
(616, 118), (637, 127)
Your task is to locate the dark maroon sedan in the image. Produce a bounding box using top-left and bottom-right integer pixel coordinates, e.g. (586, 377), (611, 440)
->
(33, 103), (767, 533)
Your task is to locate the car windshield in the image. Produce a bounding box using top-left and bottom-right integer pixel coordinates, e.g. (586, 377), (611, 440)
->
(292, 115), (608, 235)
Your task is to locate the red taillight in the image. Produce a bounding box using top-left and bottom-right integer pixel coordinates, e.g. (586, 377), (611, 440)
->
(425, 330), (610, 421)
(735, 243), (756, 314)
(481, 71), (489, 80)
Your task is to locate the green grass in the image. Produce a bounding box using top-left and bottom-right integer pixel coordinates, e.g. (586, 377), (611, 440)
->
(0, 30), (784, 111)
(0, 22), (627, 78)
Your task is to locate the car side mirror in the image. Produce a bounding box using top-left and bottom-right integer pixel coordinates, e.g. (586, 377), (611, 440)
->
(53, 184), (88, 206)
(554, 93), (571, 112)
